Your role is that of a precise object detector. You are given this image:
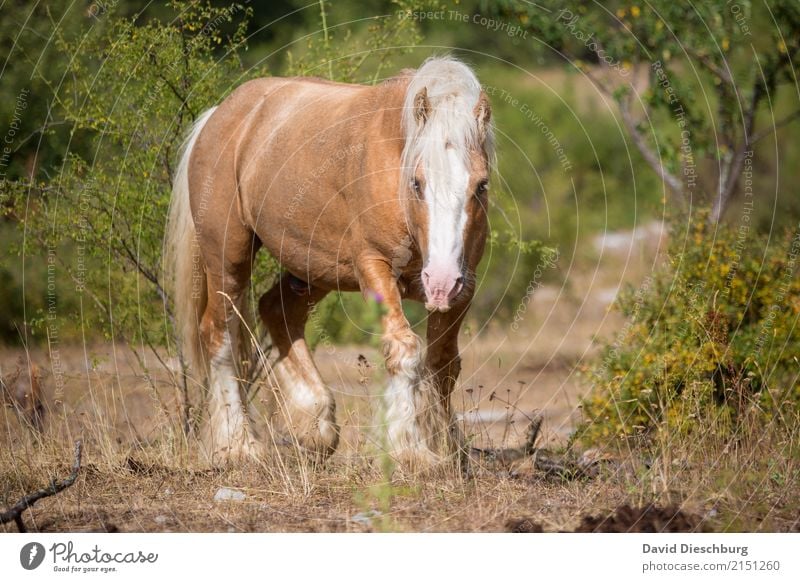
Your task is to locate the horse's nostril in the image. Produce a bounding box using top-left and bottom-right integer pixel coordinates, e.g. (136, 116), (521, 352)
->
(449, 276), (464, 299)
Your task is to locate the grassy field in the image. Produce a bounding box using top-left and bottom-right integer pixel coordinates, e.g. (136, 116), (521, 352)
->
(3, 223), (798, 533)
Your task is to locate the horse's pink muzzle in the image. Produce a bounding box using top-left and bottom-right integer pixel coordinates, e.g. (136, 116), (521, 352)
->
(422, 266), (464, 312)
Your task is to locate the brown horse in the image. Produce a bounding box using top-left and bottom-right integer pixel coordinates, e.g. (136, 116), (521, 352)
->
(166, 57), (493, 467)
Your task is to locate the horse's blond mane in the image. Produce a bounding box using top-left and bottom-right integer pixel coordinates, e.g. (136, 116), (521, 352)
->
(400, 56), (493, 195)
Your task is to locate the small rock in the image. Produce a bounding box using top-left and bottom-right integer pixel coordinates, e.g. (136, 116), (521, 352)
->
(351, 510), (381, 526)
(154, 515), (168, 525)
(214, 487), (246, 502)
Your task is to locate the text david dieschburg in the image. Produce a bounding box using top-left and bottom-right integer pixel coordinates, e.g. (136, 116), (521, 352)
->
(643, 543), (748, 557)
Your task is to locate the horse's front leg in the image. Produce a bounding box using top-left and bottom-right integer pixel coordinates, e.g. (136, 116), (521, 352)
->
(425, 301), (469, 417)
(357, 255), (451, 469)
(425, 301), (471, 465)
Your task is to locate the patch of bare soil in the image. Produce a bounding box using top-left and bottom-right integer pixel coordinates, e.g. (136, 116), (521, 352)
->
(505, 504), (710, 533)
(506, 504), (706, 533)
(572, 504), (706, 533)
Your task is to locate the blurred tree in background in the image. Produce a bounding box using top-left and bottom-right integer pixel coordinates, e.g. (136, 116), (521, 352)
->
(493, 0), (800, 222)
(3, 2), (259, 353)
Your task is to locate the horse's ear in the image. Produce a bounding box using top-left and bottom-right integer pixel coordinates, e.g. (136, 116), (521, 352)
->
(474, 91), (492, 140)
(413, 87), (429, 126)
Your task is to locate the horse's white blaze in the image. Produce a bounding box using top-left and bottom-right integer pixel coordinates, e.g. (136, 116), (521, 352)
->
(424, 147), (470, 273)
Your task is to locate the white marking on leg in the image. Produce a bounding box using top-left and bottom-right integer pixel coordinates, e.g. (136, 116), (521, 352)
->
(272, 357), (337, 451)
(207, 331), (254, 456)
(384, 366), (422, 451)
(274, 359), (318, 410)
(382, 334), (441, 463)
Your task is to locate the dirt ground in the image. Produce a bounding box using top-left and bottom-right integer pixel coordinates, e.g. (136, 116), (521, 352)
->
(2, 224), (797, 532)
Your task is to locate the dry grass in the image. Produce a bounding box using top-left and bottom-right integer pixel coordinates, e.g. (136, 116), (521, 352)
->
(3, 412), (796, 532)
(2, 230), (798, 532)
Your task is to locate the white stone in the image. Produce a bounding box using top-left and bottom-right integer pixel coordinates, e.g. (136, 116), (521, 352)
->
(214, 487), (246, 502)
(351, 510), (381, 526)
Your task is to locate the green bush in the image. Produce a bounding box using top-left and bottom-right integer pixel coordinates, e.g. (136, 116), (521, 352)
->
(4, 1), (261, 349)
(579, 209), (800, 443)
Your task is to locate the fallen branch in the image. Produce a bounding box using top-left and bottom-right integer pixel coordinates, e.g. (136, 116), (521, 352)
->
(471, 415), (613, 481)
(0, 440), (83, 532)
(471, 413), (543, 464)
(531, 455), (589, 481)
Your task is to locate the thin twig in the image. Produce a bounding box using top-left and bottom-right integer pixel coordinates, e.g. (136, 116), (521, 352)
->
(750, 108), (800, 144)
(587, 42), (684, 198)
(618, 96), (684, 197)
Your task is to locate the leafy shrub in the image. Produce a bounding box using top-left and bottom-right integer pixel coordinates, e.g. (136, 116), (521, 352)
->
(4, 1), (260, 349)
(579, 210), (800, 443)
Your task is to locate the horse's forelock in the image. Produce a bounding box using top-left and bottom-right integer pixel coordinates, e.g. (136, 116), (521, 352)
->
(400, 57), (493, 192)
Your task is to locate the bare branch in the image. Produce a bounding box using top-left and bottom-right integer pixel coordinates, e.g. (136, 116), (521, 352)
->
(574, 60), (615, 98)
(155, 72), (197, 120)
(590, 42), (684, 199)
(0, 440), (83, 532)
(470, 413), (543, 463)
(618, 98), (684, 197)
(711, 67), (765, 222)
(118, 237), (170, 309)
(689, 49), (736, 88)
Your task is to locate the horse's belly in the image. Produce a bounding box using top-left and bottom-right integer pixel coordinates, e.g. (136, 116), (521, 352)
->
(258, 227), (360, 293)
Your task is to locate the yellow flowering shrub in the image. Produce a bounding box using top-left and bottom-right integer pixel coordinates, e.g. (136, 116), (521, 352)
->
(578, 211), (800, 443)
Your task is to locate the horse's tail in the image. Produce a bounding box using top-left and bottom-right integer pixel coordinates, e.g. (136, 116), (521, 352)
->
(165, 107), (217, 386)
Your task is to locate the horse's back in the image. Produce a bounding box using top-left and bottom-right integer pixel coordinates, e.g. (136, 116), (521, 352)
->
(215, 75), (372, 129)
(194, 75), (374, 172)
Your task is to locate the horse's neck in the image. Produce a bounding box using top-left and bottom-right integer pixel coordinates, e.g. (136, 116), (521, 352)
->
(360, 78), (408, 179)
(349, 81), (417, 253)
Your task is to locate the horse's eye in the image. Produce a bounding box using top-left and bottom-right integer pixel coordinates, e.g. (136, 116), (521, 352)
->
(476, 179), (489, 196)
(412, 179), (423, 199)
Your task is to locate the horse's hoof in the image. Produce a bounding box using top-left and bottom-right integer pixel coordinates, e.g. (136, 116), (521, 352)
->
(209, 439), (266, 465)
(282, 421), (340, 462)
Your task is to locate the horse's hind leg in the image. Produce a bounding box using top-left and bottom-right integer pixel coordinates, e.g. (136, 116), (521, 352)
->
(199, 234), (262, 462)
(258, 274), (339, 459)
